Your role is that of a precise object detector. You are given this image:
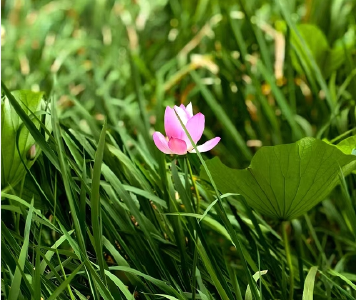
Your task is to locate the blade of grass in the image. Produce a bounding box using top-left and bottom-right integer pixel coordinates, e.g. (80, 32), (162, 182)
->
(101, 164), (176, 287)
(245, 270), (268, 300)
(282, 221), (294, 300)
(338, 171), (356, 240)
(256, 60), (303, 139)
(190, 71), (252, 159)
(55, 249), (76, 300)
(51, 96), (86, 255)
(80, 156), (88, 244)
(291, 219), (305, 287)
(57, 222), (112, 300)
(102, 236), (144, 288)
(196, 243), (231, 300)
(8, 199), (34, 300)
(328, 269), (356, 291)
(34, 226), (43, 300)
(130, 52), (152, 152)
(229, 17), (282, 143)
(39, 230), (74, 274)
(275, 0), (334, 111)
(174, 108), (260, 299)
(47, 263), (83, 300)
(225, 255), (243, 300)
(1, 193), (59, 232)
(91, 119), (108, 283)
(170, 161), (192, 290)
(302, 266), (318, 300)
(109, 266), (187, 300)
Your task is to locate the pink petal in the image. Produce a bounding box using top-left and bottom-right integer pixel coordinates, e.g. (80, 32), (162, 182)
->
(190, 137), (221, 153)
(168, 138), (187, 155)
(185, 113), (205, 146)
(179, 103), (193, 119)
(185, 102), (193, 118)
(173, 106), (189, 124)
(153, 132), (172, 154)
(164, 106), (184, 139)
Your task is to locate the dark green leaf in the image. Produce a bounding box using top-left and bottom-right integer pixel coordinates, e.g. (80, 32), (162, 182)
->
(201, 138), (356, 220)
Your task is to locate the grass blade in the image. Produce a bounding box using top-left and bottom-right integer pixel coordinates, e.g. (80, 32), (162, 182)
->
(190, 71), (252, 159)
(8, 200), (34, 300)
(91, 119), (108, 283)
(47, 263), (83, 300)
(302, 266), (318, 300)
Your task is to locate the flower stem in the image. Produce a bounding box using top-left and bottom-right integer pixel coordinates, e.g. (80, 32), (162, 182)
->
(186, 157), (200, 213)
(282, 221), (294, 300)
(175, 109), (259, 299)
(186, 156), (200, 299)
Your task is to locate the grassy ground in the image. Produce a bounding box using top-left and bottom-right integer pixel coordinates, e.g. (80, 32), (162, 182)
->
(1, 0), (356, 299)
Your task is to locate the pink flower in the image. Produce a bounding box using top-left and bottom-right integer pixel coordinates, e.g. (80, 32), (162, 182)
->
(153, 103), (221, 155)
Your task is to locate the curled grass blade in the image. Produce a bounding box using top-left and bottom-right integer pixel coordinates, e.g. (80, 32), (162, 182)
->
(302, 266), (318, 300)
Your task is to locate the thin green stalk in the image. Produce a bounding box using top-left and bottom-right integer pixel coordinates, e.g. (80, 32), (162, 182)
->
(282, 221), (294, 300)
(186, 157), (200, 300)
(304, 214), (328, 267)
(186, 157), (200, 213)
(191, 231), (199, 300)
(330, 128), (356, 144)
(91, 120), (108, 284)
(225, 254), (243, 300)
(55, 249), (76, 299)
(129, 52), (152, 151)
(174, 110), (260, 299)
(291, 219), (305, 288)
(17, 177), (27, 234)
(286, 27), (296, 114)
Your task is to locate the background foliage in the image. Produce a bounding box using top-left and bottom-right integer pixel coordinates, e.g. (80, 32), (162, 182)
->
(1, 0), (356, 299)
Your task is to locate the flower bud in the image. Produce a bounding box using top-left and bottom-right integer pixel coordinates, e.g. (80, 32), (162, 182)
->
(27, 144), (36, 160)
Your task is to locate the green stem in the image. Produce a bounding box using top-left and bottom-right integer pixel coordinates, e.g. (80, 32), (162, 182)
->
(304, 214), (328, 267)
(174, 109), (260, 299)
(186, 156), (200, 299)
(186, 157), (200, 213)
(191, 232), (199, 300)
(282, 221), (294, 300)
(329, 128), (356, 144)
(1, 186), (12, 194)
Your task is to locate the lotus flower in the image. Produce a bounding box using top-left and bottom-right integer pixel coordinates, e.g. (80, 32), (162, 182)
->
(153, 103), (221, 155)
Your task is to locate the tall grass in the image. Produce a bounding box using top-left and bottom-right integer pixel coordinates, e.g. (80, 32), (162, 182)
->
(1, 0), (356, 299)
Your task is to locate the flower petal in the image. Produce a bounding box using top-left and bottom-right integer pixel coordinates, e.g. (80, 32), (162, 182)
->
(168, 138), (187, 155)
(164, 106), (184, 139)
(190, 137), (221, 153)
(185, 113), (205, 146)
(185, 102), (193, 118)
(153, 132), (172, 154)
(174, 106), (189, 124)
(179, 103), (193, 119)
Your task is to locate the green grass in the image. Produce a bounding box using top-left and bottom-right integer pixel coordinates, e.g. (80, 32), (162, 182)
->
(1, 0), (356, 299)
